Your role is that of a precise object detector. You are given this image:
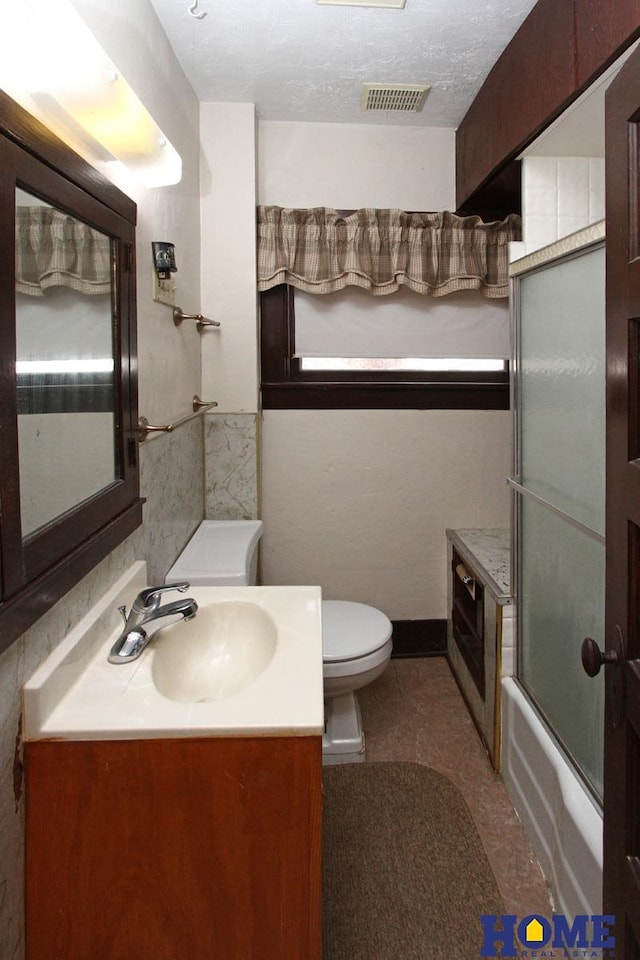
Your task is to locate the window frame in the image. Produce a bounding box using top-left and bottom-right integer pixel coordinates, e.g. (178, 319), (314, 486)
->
(260, 284), (510, 410)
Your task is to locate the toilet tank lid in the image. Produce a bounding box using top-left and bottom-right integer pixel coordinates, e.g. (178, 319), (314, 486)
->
(167, 520), (263, 582)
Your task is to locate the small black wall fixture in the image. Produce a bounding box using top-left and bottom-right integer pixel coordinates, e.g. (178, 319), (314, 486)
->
(151, 241), (177, 279)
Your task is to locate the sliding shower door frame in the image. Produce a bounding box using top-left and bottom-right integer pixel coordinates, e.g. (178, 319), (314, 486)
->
(509, 229), (606, 806)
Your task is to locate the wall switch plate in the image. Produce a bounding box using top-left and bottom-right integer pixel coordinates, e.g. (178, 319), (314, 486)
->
(153, 269), (176, 307)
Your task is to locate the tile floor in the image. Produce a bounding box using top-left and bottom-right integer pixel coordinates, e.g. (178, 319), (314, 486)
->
(357, 656), (553, 919)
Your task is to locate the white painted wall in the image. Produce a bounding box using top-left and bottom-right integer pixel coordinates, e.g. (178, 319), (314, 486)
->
(258, 120), (511, 620)
(200, 103), (259, 413)
(259, 121), (455, 210)
(262, 410), (511, 619)
(0, 4), (203, 956)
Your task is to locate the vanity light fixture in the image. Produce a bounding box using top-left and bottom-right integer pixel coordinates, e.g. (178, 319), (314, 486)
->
(0, 0), (182, 188)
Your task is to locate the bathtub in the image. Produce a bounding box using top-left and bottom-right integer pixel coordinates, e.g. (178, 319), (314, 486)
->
(501, 678), (603, 916)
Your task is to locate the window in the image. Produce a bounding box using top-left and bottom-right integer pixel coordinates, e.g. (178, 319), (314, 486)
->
(260, 285), (510, 410)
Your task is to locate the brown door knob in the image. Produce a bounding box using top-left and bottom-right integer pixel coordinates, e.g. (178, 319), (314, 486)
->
(581, 637), (619, 677)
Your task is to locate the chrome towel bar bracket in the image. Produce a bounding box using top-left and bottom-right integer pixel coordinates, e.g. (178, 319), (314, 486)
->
(173, 306), (220, 332)
(138, 395), (218, 442)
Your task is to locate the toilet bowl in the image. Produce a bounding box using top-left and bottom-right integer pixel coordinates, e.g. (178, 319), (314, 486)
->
(322, 600), (393, 764)
(166, 521), (393, 763)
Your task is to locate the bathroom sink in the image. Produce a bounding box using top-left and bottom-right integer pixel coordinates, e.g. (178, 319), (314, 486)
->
(151, 601), (277, 703)
(22, 565), (324, 740)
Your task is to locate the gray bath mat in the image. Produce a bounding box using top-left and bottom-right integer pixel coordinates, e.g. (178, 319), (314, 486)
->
(323, 761), (505, 960)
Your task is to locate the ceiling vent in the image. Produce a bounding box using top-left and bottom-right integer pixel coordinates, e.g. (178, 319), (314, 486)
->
(360, 83), (430, 112)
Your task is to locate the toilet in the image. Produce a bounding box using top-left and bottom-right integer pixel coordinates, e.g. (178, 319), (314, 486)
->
(321, 599), (393, 763)
(166, 520), (393, 763)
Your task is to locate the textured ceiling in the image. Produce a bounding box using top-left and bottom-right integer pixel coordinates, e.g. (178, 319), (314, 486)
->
(148, 0), (539, 127)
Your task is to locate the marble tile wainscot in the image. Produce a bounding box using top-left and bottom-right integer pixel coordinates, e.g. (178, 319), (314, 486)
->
(137, 418), (205, 583)
(446, 528), (514, 770)
(204, 414), (259, 521)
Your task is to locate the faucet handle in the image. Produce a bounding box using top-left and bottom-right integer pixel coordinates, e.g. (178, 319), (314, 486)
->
(118, 604), (128, 625)
(133, 582), (190, 612)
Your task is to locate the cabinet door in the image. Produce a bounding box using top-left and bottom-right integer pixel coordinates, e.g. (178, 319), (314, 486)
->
(575, 0), (640, 87)
(26, 737), (323, 960)
(456, 0), (574, 208)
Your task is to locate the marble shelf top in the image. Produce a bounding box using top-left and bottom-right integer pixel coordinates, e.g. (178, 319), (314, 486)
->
(446, 528), (512, 603)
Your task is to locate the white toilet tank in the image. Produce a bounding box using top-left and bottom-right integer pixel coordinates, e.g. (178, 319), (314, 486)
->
(165, 520), (264, 586)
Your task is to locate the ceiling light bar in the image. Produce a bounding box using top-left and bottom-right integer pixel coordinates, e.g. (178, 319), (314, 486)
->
(316, 0), (406, 8)
(0, 0), (182, 188)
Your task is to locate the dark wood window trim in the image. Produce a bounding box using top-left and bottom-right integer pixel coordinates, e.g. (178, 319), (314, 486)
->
(260, 285), (510, 411)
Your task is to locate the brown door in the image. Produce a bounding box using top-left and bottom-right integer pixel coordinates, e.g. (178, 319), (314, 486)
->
(601, 42), (640, 957)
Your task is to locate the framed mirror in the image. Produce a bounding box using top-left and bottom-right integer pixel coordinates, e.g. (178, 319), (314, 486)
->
(0, 91), (142, 651)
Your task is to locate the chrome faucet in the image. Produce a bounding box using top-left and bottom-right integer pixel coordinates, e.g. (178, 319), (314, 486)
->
(108, 582), (198, 664)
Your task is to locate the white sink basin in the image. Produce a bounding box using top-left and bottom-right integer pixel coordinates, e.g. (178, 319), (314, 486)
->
(22, 562), (324, 741)
(151, 601), (277, 703)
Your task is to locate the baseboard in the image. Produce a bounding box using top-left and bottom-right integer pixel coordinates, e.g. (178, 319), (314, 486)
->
(390, 619), (447, 658)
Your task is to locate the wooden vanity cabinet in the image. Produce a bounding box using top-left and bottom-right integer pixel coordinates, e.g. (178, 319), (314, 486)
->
(25, 735), (322, 960)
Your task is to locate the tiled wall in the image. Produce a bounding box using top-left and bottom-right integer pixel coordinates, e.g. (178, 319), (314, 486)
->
(204, 414), (260, 521)
(136, 420), (204, 582)
(501, 603), (515, 678)
(521, 156), (605, 252)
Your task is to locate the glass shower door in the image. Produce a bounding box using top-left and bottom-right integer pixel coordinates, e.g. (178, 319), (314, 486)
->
(513, 239), (605, 800)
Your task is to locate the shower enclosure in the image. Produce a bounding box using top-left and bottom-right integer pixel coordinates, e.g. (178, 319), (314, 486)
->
(510, 229), (606, 803)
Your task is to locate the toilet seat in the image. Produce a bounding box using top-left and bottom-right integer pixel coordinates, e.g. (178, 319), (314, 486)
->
(322, 600), (392, 662)
(323, 639), (393, 680)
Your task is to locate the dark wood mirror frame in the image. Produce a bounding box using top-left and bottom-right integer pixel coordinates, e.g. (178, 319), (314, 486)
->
(0, 91), (143, 654)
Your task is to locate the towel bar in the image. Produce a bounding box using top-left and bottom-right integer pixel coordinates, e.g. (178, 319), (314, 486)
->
(173, 306), (220, 332)
(137, 395), (217, 441)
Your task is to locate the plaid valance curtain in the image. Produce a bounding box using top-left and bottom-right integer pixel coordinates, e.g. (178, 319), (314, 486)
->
(257, 207), (521, 299)
(16, 206), (112, 297)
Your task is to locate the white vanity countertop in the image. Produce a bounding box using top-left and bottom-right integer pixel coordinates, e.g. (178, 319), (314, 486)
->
(23, 562), (324, 742)
(446, 528), (511, 602)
